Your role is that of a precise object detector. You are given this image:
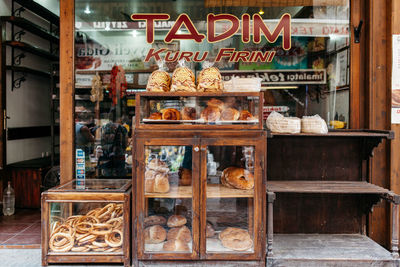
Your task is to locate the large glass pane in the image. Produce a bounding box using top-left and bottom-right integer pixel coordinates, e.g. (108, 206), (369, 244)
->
(206, 146), (255, 253)
(143, 145), (193, 253)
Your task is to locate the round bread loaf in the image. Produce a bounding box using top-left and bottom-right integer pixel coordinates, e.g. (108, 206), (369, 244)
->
(162, 239), (190, 252)
(218, 227), (253, 251)
(207, 98), (225, 110)
(220, 108), (240, 121)
(239, 110), (255, 121)
(145, 172), (170, 193)
(148, 112), (162, 120)
(206, 223), (215, 238)
(144, 225), (167, 244)
(181, 107), (196, 120)
(200, 106), (221, 122)
(144, 215), (167, 227)
(221, 167), (254, 190)
(167, 225), (192, 243)
(161, 108), (181, 120)
(167, 215), (187, 228)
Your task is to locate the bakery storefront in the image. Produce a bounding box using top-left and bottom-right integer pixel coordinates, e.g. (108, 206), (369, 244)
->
(43, 0), (400, 266)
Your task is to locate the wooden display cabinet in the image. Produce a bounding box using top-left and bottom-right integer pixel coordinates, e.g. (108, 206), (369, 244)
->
(41, 179), (132, 267)
(135, 92), (264, 130)
(132, 129), (267, 266)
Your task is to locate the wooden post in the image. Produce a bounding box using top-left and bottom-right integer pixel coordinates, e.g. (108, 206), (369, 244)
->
(267, 191), (275, 257)
(59, 0), (75, 184)
(391, 203), (399, 258)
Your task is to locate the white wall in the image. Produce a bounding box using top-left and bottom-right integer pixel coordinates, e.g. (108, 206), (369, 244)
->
(2, 0), (59, 164)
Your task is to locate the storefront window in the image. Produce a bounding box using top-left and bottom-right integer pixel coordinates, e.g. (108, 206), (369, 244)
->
(74, 0), (350, 178)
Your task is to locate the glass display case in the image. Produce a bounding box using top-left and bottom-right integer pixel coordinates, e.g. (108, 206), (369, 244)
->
(135, 92), (263, 130)
(41, 179), (131, 267)
(133, 133), (266, 262)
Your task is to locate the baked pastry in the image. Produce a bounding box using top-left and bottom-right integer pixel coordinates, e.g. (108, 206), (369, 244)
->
(218, 227), (253, 251)
(167, 226), (192, 243)
(167, 215), (187, 228)
(200, 106), (221, 122)
(221, 167), (254, 190)
(197, 67), (224, 92)
(181, 107), (196, 120)
(146, 70), (171, 92)
(144, 225), (167, 244)
(179, 168), (192, 186)
(162, 239), (190, 252)
(161, 108), (181, 120)
(220, 108), (240, 121)
(147, 159), (169, 173)
(145, 172), (170, 193)
(393, 89), (400, 106)
(239, 110), (255, 121)
(148, 112), (162, 120)
(207, 98), (225, 110)
(170, 67), (196, 92)
(206, 223), (215, 238)
(144, 215), (167, 227)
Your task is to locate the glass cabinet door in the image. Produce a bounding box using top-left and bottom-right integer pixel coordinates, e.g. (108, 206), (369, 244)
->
(200, 140), (263, 260)
(136, 139), (199, 260)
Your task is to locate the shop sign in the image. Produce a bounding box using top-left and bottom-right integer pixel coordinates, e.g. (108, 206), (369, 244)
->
(131, 13), (291, 63)
(392, 34), (400, 124)
(220, 69), (326, 85)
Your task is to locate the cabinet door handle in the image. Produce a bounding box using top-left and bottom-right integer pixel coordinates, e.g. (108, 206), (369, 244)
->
(194, 146), (199, 152)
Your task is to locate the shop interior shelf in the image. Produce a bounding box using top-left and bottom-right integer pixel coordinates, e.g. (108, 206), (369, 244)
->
(5, 41), (58, 61)
(0, 16), (59, 43)
(14, 0), (59, 26)
(267, 234), (396, 266)
(267, 180), (391, 195)
(6, 65), (51, 78)
(144, 184), (254, 198)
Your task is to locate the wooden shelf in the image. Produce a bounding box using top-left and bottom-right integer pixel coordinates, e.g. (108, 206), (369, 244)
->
(137, 91), (261, 97)
(1, 16), (59, 43)
(6, 65), (51, 78)
(267, 180), (390, 194)
(14, 0), (59, 26)
(75, 83), (140, 89)
(75, 69), (154, 75)
(5, 41), (58, 61)
(145, 184), (254, 198)
(271, 129), (394, 139)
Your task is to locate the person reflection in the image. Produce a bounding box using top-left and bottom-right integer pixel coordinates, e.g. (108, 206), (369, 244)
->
(75, 110), (95, 154)
(98, 108), (128, 177)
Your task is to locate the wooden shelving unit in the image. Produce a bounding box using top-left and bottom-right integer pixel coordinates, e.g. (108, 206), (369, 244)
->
(5, 41), (58, 61)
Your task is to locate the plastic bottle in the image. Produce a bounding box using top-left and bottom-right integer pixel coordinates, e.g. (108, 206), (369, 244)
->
(3, 181), (15, 216)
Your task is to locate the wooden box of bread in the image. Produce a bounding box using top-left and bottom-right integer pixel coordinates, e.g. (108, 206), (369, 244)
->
(133, 132), (266, 264)
(41, 179), (132, 267)
(135, 91), (263, 130)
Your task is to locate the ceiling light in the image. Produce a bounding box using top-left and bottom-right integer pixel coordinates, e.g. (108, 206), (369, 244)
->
(131, 30), (138, 37)
(84, 6), (91, 14)
(259, 9), (264, 15)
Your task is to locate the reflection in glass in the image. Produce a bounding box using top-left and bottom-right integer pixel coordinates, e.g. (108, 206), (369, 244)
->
(143, 146), (193, 253)
(206, 146), (255, 253)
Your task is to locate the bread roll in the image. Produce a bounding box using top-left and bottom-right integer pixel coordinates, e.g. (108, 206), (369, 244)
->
(162, 239), (190, 252)
(220, 108), (239, 121)
(144, 215), (167, 227)
(239, 110), (255, 121)
(147, 159), (169, 173)
(197, 67), (224, 92)
(218, 227), (253, 251)
(145, 173), (170, 193)
(148, 112), (162, 120)
(167, 215), (187, 228)
(179, 168), (192, 186)
(200, 106), (221, 122)
(146, 70), (171, 92)
(221, 167), (254, 190)
(144, 225), (167, 244)
(167, 226), (192, 243)
(206, 223), (215, 238)
(181, 107), (196, 120)
(161, 108), (181, 120)
(207, 98), (225, 110)
(170, 67), (196, 92)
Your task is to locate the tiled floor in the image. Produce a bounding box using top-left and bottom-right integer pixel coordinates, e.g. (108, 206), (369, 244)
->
(0, 209), (41, 248)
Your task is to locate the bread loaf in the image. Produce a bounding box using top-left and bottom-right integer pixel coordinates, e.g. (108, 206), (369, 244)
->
(167, 225), (192, 243)
(161, 108), (181, 120)
(144, 215), (167, 227)
(144, 225), (167, 244)
(218, 227), (253, 251)
(170, 67), (196, 92)
(145, 172), (170, 193)
(207, 98), (225, 110)
(146, 70), (171, 92)
(239, 110), (255, 121)
(197, 67), (224, 92)
(167, 215), (187, 228)
(147, 159), (169, 173)
(162, 239), (190, 252)
(221, 167), (254, 190)
(181, 107), (196, 120)
(148, 112), (162, 120)
(220, 108), (239, 121)
(200, 106), (221, 122)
